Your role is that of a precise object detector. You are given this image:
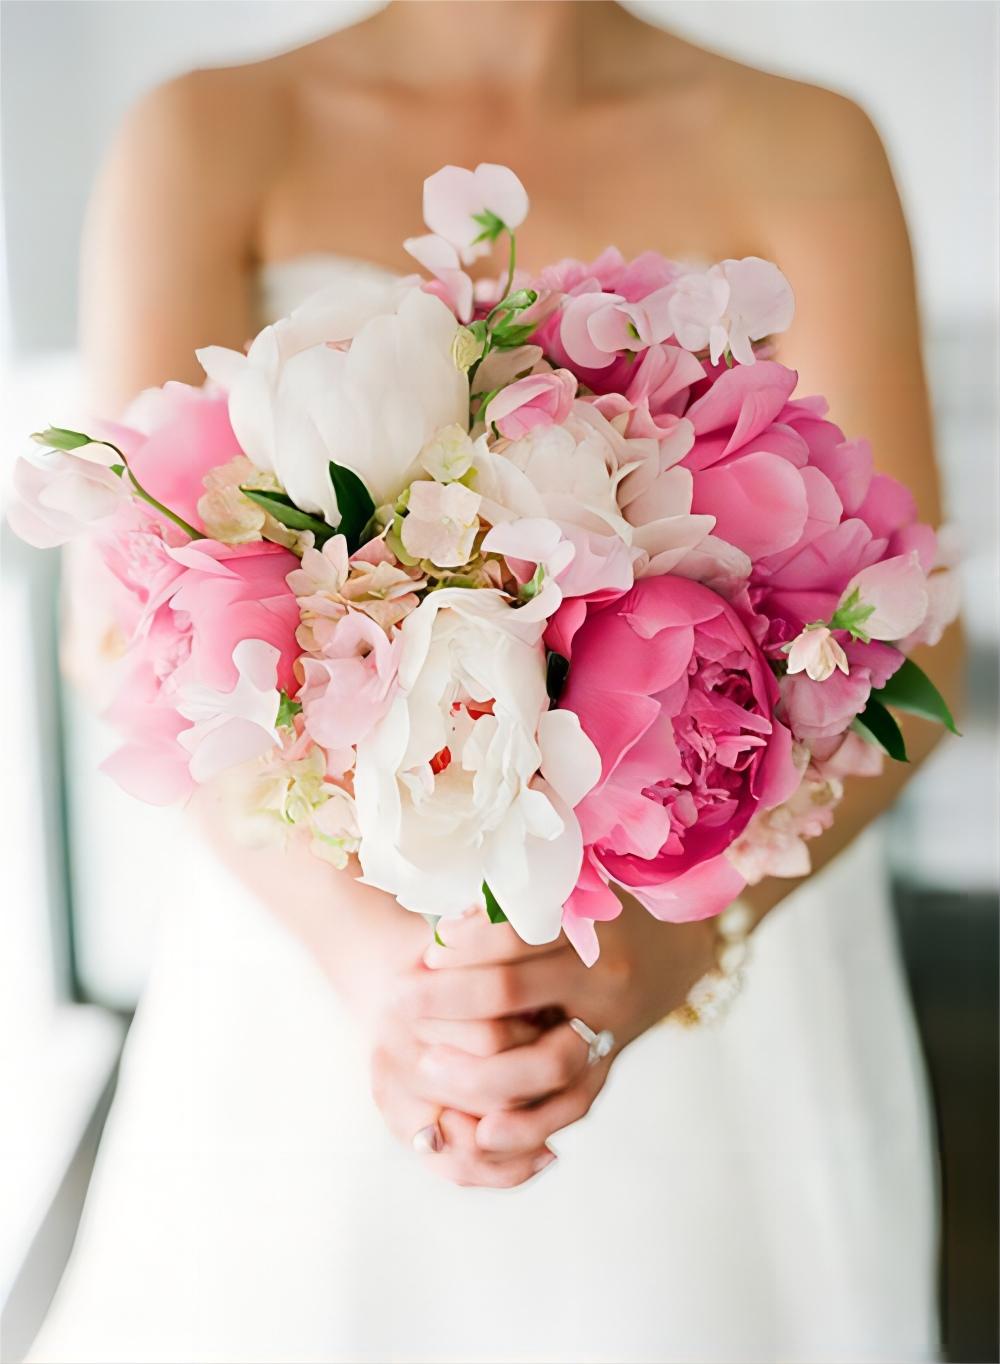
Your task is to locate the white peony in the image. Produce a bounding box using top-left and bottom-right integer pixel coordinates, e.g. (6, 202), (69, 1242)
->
(199, 285), (469, 525)
(353, 589), (600, 944)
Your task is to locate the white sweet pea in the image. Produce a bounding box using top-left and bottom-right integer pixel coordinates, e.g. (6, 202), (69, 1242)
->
(7, 450), (127, 548)
(785, 625), (850, 682)
(176, 639), (282, 782)
(353, 589), (600, 945)
(400, 480), (482, 567)
(199, 284), (467, 525)
(667, 258), (794, 365)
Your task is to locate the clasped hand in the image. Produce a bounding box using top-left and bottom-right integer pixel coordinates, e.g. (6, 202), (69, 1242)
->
(368, 903), (717, 1188)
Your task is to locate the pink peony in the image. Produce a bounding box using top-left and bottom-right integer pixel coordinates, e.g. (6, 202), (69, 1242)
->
(484, 369), (576, 440)
(97, 382), (243, 533)
(102, 539), (300, 804)
(553, 576), (800, 963)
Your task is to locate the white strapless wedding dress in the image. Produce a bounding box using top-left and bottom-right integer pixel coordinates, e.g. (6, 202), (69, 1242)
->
(29, 258), (939, 1364)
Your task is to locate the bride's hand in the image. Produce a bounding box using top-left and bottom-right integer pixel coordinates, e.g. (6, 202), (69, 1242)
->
(409, 903), (718, 1164)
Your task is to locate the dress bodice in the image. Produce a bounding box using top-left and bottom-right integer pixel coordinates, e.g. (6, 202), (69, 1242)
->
(255, 253), (399, 324)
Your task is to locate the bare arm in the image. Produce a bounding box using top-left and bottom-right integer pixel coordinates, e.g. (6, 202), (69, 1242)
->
(745, 89), (964, 918)
(80, 72), (264, 413)
(79, 72), (430, 988)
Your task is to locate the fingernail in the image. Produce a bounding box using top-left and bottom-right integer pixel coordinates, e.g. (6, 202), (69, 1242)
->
(532, 1150), (557, 1176)
(412, 1122), (445, 1154)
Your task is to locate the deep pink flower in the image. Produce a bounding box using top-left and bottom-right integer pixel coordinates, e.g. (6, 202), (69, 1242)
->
(554, 575), (800, 963)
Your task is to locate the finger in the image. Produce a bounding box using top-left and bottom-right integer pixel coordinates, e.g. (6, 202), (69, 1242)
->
(475, 1061), (609, 1154)
(370, 1042), (443, 1152)
(412, 1015), (542, 1056)
(398, 953), (580, 1023)
(423, 1111), (557, 1188)
(426, 916), (568, 968)
(414, 1020), (592, 1115)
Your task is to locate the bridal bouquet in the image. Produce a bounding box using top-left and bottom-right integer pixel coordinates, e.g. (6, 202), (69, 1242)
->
(8, 163), (958, 962)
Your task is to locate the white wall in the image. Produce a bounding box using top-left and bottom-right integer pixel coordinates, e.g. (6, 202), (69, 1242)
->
(2, 0), (996, 353)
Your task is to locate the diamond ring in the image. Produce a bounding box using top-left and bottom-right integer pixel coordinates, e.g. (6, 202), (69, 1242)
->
(569, 1017), (615, 1066)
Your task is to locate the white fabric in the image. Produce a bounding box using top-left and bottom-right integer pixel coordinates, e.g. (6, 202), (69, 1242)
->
(29, 257), (939, 1364)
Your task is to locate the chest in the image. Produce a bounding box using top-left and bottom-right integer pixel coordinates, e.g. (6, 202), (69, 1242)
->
(257, 85), (767, 272)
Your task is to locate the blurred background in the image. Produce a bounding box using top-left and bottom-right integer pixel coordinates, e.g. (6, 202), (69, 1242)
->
(1, 2), (997, 1361)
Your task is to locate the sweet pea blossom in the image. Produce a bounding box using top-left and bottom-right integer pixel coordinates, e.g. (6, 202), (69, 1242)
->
(297, 612), (403, 775)
(667, 258), (794, 365)
(484, 369), (576, 440)
(422, 163), (529, 264)
(785, 625), (850, 682)
(839, 553), (929, 642)
(7, 445), (127, 548)
(400, 480), (482, 567)
(403, 233), (474, 323)
(176, 638), (283, 783)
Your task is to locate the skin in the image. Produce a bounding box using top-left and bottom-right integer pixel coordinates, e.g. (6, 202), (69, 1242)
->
(82, 0), (963, 1188)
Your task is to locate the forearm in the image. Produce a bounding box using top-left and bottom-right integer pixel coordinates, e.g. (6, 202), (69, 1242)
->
(745, 623), (965, 923)
(189, 782), (428, 1023)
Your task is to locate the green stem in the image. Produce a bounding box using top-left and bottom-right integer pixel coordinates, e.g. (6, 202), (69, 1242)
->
(501, 227), (517, 307)
(101, 440), (200, 539)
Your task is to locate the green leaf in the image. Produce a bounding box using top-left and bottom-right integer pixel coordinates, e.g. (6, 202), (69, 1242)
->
(109, 463), (125, 477)
(471, 208), (506, 243)
(546, 651), (570, 703)
(275, 690), (302, 729)
(32, 425), (94, 451)
(874, 656), (959, 735)
(830, 586), (876, 642)
(852, 696), (909, 762)
(482, 882), (508, 925)
(328, 461), (376, 552)
(240, 487), (334, 542)
(491, 322), (537, 350)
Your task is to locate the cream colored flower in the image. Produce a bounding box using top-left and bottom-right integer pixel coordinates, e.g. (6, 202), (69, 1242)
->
(400, 480), (482, 568)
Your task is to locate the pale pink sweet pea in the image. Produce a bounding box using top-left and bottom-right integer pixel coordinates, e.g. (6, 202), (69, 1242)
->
(841, 552), (929, 641)
(666, 258), (795, 365)
(297, 612), (403, 775)
(484, 370), (576, 439)
(403, 233), (474, 323)
(555, 576), (800, 962)
(422, 163), (529, 264)
(785, 625), (850, 682)
(176, 638), (284, 783)
(8, 447), (127, 548)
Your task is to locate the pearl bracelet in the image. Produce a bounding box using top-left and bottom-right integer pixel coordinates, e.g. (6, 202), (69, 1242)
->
(670, 901), (754, 1028)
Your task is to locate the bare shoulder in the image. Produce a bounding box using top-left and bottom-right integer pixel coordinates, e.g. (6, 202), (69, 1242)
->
(120, 64), (283, 174)
(713, 57), (896, 200)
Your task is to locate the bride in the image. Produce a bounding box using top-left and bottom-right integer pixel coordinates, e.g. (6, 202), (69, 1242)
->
(31, 4), (960, 1361)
